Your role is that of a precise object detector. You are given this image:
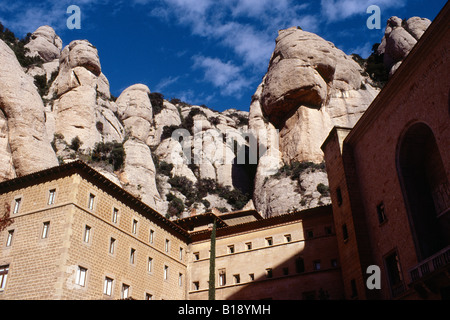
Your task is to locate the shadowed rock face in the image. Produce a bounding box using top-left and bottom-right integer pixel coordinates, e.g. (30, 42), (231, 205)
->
(0, 39), (58, 178)
(377, 16), (431, 75)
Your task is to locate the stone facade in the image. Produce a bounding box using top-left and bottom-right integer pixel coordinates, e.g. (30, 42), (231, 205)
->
(322, 3), (449, 300)
(0, 161), (340, 300)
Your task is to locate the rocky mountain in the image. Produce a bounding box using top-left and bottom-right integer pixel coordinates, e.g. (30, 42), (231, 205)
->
(0, 17), (430, 218)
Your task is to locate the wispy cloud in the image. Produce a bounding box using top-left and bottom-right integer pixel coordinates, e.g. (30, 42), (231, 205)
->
(154, 76), (181, 93)
(192, 55), (251, 97)
(320, 0), (407, 22)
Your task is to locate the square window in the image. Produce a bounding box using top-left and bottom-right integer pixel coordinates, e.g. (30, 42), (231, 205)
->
(233, 274), (240, 284)
(245, 242), (252, 250)
(313, 260), (321, 271)
(104, 277), (113, 296)
(228, 245), (235, 254)
(0, 265), (9, 290)
(306, 230), (314, 239)
(193, 252), (200, 260)
(145, 293), (153, 300)
(249, 273), (255, 281)
(75, 266), (87, 287)
(48, 189), (56, 205)
(193, 281), (200, 291)
(266, 268), (273, 278)
(284, 234), (292, 242)
(122, 284), (130, 299)
(265, 237), (273, 246)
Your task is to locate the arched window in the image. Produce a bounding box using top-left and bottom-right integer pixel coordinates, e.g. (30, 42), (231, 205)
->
(397, 123), (449, 260)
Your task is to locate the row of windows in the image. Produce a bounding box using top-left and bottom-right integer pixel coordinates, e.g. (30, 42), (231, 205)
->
(10, 192), (185, 258)
(193, 228), (333, 260)
(0, 264), (181, 299)
(191, 258), (338, 291)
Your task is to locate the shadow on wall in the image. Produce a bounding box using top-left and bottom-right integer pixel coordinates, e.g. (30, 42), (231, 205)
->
(209, 210), (345, 300)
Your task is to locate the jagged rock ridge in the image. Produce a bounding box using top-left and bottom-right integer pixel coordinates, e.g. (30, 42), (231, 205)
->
(0, 17), (430, 218)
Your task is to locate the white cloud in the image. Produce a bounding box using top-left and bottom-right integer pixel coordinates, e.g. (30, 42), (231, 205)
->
(193, 55), (251, 97)
(320, 0), (406, 22)
(154, 76), (181, 92)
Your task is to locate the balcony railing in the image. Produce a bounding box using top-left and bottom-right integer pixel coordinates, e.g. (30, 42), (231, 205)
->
(409, 245), (450, 283)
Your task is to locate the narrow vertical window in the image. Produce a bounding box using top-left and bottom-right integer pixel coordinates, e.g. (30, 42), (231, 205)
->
(377, 202), (387, 224)
(130, 248), (136, 264)
(48, 189), (56, 205)
(219, 269), (226, 286)
(164, 265), (169, 280)
(104, 277), (113, 296)
(75, 266), (87, 287)
(336, 187), (343, 206)
(13, 198), (21, 214)
(88, 194), (95, 210)
(165, 239), (170, 252)
(132, 219), (138, 234)
(149, 229), (154, 244)
(112, 208), (118, 223)
(42, 221), (50, 239)
(148, 257), (153, 272)
(122, 284), (130, 299)
(179, 273), (183, 287)
(179, 247), (183, 260)
(350, 279), (358, 298)
(6, 230), (14, 247)
(109, 238), (116, 254)
(342, 224), (349, 241)
(0, 265), (9, 290)
(84, 225), (91, 243)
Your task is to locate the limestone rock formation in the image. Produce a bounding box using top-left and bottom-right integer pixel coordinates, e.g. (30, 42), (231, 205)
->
(250, 27), (380, 216)
(0, 39), (58, 178)
(377, 16), (431, 75)
(25, 26), (63, 62)
(48, 39), (123, 150)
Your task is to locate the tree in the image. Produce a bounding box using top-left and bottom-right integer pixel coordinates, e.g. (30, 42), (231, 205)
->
(0, 203), (13, 232)
(208, 218), (217, 300)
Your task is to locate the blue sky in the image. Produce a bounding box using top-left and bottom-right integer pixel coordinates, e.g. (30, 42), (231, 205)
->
(0, 0), (447, 111)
